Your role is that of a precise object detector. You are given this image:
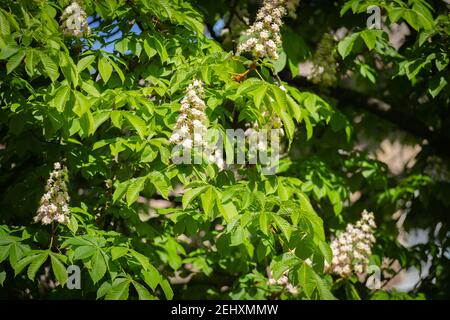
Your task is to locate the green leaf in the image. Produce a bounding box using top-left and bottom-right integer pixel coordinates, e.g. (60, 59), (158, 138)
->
(251, 84), (267, 109)
(130, 249), (150, 270)
(133, 281), (154, 300)
(14, 254), (36, 276)
(0, 244), (10, 263)
(73, 245), (96, 260)
(124, 113), (147, 139)
(93, 111), (110, 132)
(148, 35), (168, 63)
(271, 254), (300, 279)
(6, 50), (25, 74)
(272, 50), (287, 72)
(142, 266), (161, 291)
(79, 111), (95, 136)
(126, 177), (146, 206)
(346, 282), (361, 300)
(81, 81), (101, 97)
(111, 247), (128, 260)
(27, 252), (48, 280)
(113, 180), (130, 203)
(298, 262), (316, 298)
(286, 94), (301, 122)
(0, 271), (5, 286)
(200, 186), (215, 216)
(105, 278), (130, 300)
(133, 281), (155, 300)
(97, 281), (112, 299)
(110, 110), (123, 128)
(429, 76), (448, 98)
(98, 56), (113, 84)
(0, 45), (18, 60)
(298, 193), (325, 241)
(39, 53), (59, 82)
(314, 273), (336, 300)
(74, 91), (90, 116)
(67, 215), (79, 234)
(182, 186), (208, 209)
(218, 201), (238, 224)
(108, 57), (125, 83)
(50, 254), (68, 286)
(25, 50), (36, 76)
(279, 109), (295, 143)
(318, 240), (332, 264)
(338, 33), (359, 59)
(259, 212), (270, 235)
(272, 214), (294, 241)
(89, 251), (107, 284)
(150, 0), (173, 19)
(144, 38), (157, 59)
(299, 259), (335, 300)
(53, 85), (71, 112)
(77, 55), (96, 73)
(360, 30), (377, 51)
(0, 11), (10, 35)
(160, 279), (173, 300)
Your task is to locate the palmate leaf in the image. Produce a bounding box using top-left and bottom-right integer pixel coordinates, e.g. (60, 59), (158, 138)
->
(298, 262), (336, 300)
(98, 56), (112, 84)
(272, 214), (294, 241)
(160, 279), (174, 300)
(141, 266), (161, 291)
(50, 254), (67, 286)
(105, 278), (130, 300)
(124, 113), (147, 139)
(89, 251), (107, 284)
(77, 55), (96, 73)
(126, 177), (147, 206)
(27, 252), (48, 280)
(39, 52), (59, 82)
(182, 186), (208, 209)
(0, 0), (447, 302)
(0, 11), (10, 35)
(133, 281), (154, 300)
(6, 50), (25, 74)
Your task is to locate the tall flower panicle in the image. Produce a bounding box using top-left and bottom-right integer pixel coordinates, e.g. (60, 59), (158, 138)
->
(286, 0), (301, 19)
(170, 80), (208, 150)
(34, 162), (71, 225)
(307, 33), (338, 86)
(170, 80), (226, 171)
(237, 0), (287, 60)
(244, 111), (284, 155)
(61, 2), (91, 37)
(327, 210), (376, 277)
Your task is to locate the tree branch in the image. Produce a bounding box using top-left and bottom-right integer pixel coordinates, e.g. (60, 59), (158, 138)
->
(286, 76), (450, 157)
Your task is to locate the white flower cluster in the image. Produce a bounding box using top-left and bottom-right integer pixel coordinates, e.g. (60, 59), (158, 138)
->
(169, 80), (226, 171)
(237, 0), (287, 60)
(286, 0), (301, 19)
(61, 2), (91, 37)
(207, 147), (225, 171)
(244, 112), (284, 156)
(267, 269), (299, 295)
(34, 162), (71, 225)
(170, 80), (208, 149)
(328, 210), (376, 277)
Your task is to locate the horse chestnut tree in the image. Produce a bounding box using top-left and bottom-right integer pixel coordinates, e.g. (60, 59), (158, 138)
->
(0, 0), (449, 300)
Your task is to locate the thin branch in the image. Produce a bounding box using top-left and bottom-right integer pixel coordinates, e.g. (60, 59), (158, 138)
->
(286, 76), (450, 157)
